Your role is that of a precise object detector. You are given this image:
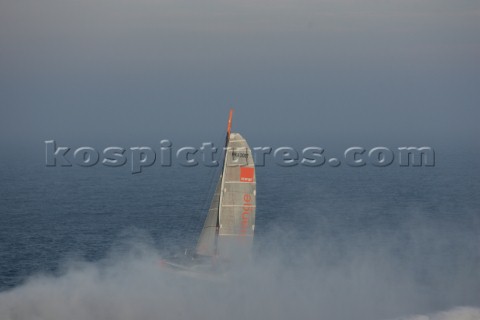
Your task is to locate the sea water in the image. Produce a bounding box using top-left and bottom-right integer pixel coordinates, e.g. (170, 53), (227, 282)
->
(0, 148), (478, 320)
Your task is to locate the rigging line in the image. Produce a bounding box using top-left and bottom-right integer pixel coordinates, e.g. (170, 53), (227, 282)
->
(190, 126), (227, 246)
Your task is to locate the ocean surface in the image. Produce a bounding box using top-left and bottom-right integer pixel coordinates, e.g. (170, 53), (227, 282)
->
(0, 148), (479, 320)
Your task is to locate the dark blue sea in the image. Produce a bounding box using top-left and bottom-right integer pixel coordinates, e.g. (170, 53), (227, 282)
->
(0, 148), (479, 320)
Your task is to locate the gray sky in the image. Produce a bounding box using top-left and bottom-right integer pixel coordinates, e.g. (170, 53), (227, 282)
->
(1, 0), (479, 151)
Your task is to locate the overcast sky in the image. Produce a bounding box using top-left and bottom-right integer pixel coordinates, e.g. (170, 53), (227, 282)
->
(1, 0), (479, 151)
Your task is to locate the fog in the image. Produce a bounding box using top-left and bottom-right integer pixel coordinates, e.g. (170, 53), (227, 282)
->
(0, 0), (478, 319)
(1, 0), (479, 148)
(0, 212), (478, 320)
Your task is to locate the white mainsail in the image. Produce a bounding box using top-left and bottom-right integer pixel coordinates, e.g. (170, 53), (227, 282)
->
(195, 111), (256, 260)
(217, 132), (256, 259)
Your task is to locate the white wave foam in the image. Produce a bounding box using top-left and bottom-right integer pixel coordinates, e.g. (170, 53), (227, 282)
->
(0, 238), (478, 320)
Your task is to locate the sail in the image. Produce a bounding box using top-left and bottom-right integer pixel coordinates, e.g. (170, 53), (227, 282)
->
(217, 132), (256, 260)
(196, 177), (222, 256)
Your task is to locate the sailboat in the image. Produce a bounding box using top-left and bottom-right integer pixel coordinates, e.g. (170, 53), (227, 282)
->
(160, 109), (256, 272)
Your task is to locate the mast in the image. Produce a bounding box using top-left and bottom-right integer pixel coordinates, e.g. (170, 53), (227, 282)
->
(225, 108), (234, 150)
(214, 108), (234, 255)
(196, 108), (256, 260)
(195, 109), (234, 257)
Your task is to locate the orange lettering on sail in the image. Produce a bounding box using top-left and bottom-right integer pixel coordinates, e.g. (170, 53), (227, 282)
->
(240, 193), (253, 235)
